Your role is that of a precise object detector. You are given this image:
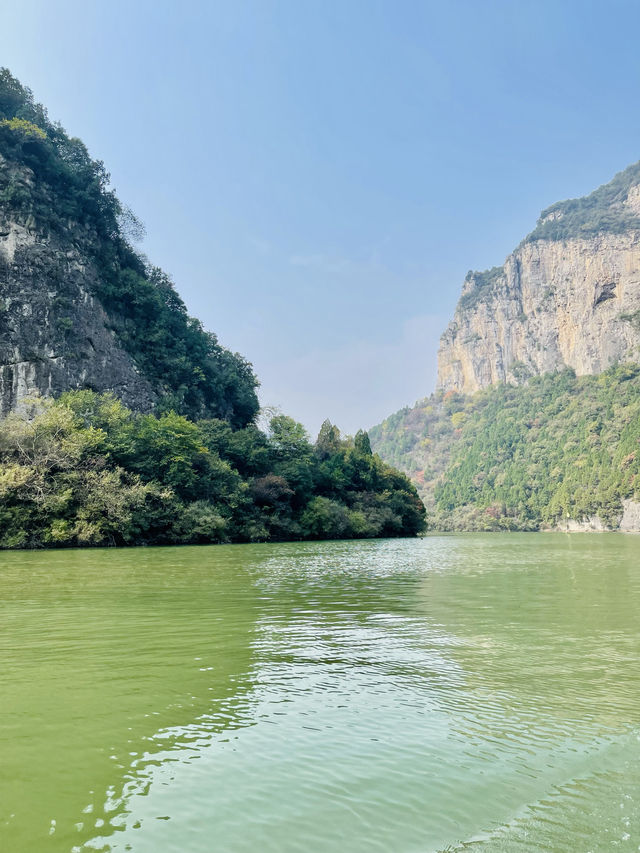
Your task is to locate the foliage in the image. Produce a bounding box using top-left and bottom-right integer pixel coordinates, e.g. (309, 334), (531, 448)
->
(457, 266), (504, 312)
(620, 309), (640, 332)
(524, 161), (640, 244)
(371, 365), (640, 531)
(0, 68), (258, 425)
(0, 118), (47, 140)
(0, 394), (425, 549)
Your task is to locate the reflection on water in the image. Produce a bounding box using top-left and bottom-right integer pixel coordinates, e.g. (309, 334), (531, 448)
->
(1, 535), (639, 852)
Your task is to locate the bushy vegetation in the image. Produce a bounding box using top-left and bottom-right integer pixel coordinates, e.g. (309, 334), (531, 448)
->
(371, 365), (640, 531)
(0, 392), (425, 549)
(457, 266), (504, 312)
(524, 161), (640, 244)
(0, 68), (258, 426)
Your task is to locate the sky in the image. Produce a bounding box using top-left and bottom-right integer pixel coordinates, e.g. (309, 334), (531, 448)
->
(2, 0), (640, 435)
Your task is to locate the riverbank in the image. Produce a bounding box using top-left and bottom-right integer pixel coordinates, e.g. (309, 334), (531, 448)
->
(423, 498), (640, 533)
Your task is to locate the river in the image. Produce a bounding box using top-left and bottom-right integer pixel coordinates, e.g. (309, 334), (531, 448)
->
(1, 534), (639, 852)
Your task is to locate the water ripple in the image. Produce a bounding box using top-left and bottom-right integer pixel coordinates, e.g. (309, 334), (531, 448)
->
(0, 534), (639, 851)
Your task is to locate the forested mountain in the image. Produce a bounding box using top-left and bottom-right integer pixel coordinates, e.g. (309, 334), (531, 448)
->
(372, 161), (640, 531)
(371, 366), (640, 531)
(0, 70), (425, 547)
(0, 68), (258, 425)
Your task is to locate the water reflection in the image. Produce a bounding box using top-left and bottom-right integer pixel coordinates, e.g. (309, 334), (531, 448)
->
(1, 535), (639, 853)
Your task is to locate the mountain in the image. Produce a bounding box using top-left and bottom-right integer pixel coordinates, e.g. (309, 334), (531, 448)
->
(438, 162), (640, 393)
(0, 70), (426, 549)
(371, 162), (640, 531)
(0, 69), (258, 427)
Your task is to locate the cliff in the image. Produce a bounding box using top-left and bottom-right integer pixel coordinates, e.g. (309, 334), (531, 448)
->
(0, 69), (258, 426)
(438, 164), (640, 392)
(0, 205), (156, 416)
(0, 69), (428, 551)
(371, 160), (640, 532)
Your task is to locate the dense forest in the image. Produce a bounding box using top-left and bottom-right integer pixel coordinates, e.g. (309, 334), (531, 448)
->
(370, 364), (640, 531)
(0, 392), (425, 548)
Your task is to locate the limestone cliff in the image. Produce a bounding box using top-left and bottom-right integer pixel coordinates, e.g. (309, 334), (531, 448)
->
(0, 68), (259, 426)
(437, 165), (640, 392)
(372, 160), (640, 533)
(0, 211), (156, 416)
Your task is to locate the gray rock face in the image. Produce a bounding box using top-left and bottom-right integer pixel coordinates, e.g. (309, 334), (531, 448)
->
(437, 195), (640, 393)
(555, 516), (608, 532)
(0, 217), (156, 416)
(550, 500), (640, 532)
(619, 499), (640, 532)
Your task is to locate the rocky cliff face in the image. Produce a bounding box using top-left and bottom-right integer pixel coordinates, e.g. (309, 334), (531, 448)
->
(437, 173), (640, 393)
(0, 67), (261, 425)
(0, 213), (156, 416)
(0, 82), (259, 427)
(372, 161), (640, 533)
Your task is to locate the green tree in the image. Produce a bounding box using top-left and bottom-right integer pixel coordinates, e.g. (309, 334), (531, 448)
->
(354, 429), (372, 456)
(315, 419), (342, 459)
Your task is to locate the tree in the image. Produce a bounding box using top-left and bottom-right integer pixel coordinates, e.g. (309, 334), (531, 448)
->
(0, 391), (427, 549)
(315, 419), (341, 459)
(354, 429), (372, 456)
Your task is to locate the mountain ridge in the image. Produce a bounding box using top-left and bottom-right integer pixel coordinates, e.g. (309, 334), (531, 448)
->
(0, 69), (427, 549)
(372, 159), (640, 531)
(0, 69), (259, 427)
(437, 162), (640, 393)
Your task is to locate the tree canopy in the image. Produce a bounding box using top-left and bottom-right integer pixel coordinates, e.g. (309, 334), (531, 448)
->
(371, 364), (640, 531)
(0, 392), (426, 548)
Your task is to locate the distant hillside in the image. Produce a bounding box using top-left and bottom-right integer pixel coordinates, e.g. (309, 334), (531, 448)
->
(0, 68), (258, 426)
(370, 364), (640, 531)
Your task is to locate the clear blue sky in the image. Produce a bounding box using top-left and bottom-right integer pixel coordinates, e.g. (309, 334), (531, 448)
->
(2, 0), (640, 434)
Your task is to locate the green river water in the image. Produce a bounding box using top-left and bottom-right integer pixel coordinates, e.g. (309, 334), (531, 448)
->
(1, 534), (639, 852)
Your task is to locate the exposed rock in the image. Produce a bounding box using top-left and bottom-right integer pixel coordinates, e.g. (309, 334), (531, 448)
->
(619, 499), (640, 532)
(551, 501), (640, 532)
(0, 73), (259, 426)
(372, 161), (640, 533)
(438, 173), (640, 392)
(554, 516), (608, 532)
(0, 217), (156, 416)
